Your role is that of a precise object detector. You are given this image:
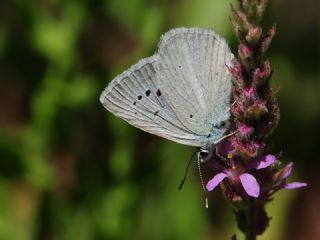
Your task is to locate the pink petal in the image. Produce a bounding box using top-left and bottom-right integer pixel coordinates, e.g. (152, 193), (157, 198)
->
(282, 162), (293, 179)
(256, 154), (276, 169)
(285, 182), (307, 189)
(206, 172), (228, 191)
(239, 173), (260, 198)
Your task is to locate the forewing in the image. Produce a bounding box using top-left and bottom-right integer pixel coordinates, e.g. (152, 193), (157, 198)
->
(100, 56), (203, 146)
(155, 28), (234, 136)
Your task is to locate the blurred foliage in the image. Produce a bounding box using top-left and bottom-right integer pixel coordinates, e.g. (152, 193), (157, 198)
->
(0, 0), (319, 239)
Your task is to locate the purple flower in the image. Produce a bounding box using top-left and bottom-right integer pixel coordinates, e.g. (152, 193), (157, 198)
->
(207, 172), (228, 191)
(205, 141), (306, 200)
(248, 154), (277, 169)
(285, 182), (307, 189)
(224, 1), (306, 237)
(240, 173), (260, 197)
(273, 162), (307, 191)
(206, 140), (262, 198)
(207, 167), (260, 198)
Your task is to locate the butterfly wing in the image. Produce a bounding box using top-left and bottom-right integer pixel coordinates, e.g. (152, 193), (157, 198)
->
(100, 56), (204, 146)
(100, 28), (234, 147)
(155, 28), (234, 138)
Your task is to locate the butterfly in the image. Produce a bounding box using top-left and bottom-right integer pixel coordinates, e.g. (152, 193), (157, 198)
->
(100, 28), (234, 156)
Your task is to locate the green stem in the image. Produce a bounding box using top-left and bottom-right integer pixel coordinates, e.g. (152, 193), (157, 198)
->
(246, 198), (256, 240)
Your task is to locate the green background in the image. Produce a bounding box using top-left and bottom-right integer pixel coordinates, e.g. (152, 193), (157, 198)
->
(0, 0), (319, 239)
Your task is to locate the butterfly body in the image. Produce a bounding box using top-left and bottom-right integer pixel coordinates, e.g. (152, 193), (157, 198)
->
(100, 28), (234, 151)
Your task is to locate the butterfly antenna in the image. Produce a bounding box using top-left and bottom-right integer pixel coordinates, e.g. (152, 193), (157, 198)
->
(198, 153), (209, 208)
(178, 150), (197, 190)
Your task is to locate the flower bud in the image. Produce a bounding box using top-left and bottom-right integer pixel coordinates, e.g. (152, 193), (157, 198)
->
(272, 163), (293, 188)
(238, 123), (254, 139)
(260, 24), (276, 54)
(247, 101), (268, 120)
(231, 99), (245, 120)
(243, 87), (255, 98)
(228, 60), (245, 88)
(238, 44), (253, 73)
(257, 0), (269, 18)
(230, 17), (245, 41)
(239, 44), (252, 59)
(231, 4), (251, 33)
(246, 26), (262, 45)
(253, 61), (271, 86)
(261, 99), (279, 136)
(231, 137), (263, 159)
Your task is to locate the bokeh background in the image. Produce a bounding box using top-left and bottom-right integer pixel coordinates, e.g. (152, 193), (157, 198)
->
(0, 0), (319, 239)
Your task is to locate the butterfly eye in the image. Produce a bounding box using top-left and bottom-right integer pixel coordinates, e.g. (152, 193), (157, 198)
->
(199, 150), (209, 158)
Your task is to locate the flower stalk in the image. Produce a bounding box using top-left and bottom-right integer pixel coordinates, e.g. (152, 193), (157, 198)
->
(204, 1), (307, 239)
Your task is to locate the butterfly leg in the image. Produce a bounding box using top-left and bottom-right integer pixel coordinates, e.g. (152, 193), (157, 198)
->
(213, 131), (237, 163)
(223, 100), (237, 116)
(215, 146), (228, 162)
(213, 131), (236, 145)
